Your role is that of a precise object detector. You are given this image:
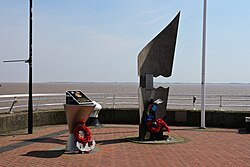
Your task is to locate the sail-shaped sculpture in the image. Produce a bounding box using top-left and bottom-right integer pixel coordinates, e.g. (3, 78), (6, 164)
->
(138, 12), (180, 140)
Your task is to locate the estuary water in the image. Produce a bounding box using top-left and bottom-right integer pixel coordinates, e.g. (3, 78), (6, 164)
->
(1, 82), (250, 111)
(1, 82), (250, 96)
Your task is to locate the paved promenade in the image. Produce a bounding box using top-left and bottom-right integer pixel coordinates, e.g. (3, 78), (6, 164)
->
(0, 124), (249, 167)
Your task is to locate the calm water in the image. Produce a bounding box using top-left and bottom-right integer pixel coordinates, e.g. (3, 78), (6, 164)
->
(1, 82), (250, 111)
(1, 82), (250, 96)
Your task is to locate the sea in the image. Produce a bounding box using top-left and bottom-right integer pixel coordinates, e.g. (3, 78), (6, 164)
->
(1, 82), (250, 111)
(1, 82), (250, 95)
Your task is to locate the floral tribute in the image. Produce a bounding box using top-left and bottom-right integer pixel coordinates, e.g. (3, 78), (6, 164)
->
(146, 118), (170, 134)
(74, 119), (92, 145)
(145, 99), (170, 140)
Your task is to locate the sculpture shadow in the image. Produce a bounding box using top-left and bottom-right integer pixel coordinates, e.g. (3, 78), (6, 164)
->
(22, 149), (64, 158)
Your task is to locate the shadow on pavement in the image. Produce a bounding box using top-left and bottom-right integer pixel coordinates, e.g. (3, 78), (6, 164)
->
(22, 149), (64, 158)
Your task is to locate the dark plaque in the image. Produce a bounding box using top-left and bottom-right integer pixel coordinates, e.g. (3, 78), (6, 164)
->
(66, 90), (93, 105)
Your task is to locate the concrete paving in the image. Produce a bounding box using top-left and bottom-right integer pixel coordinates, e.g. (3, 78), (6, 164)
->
(0, 124), (249, 167)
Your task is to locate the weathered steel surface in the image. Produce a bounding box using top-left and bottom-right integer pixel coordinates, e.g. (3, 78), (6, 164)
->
(138, 12), (180, 140)
(138, 12), (180, 78)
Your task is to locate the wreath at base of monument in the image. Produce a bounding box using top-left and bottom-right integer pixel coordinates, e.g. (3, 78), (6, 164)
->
(74, 124), (92, 144)
(146, 118), (170, 134)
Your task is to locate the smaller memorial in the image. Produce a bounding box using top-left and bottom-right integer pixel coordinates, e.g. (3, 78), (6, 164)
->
(64, 90), (100, 153)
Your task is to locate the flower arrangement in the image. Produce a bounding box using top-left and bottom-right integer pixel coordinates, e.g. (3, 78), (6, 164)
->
(74, 121), (92, 145)
(146, 118), (170, 134)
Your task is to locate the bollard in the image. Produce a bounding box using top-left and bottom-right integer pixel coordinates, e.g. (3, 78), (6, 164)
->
(246, 117), (250, 132)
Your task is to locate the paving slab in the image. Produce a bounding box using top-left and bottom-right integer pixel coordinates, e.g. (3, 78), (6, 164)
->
(0, 125), (249, 167)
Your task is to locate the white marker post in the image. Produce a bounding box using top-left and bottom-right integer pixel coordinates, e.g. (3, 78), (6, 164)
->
(201, 0), (207, 129)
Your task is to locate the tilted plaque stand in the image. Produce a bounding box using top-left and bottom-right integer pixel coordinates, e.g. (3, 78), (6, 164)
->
(64, 90), (98, 153)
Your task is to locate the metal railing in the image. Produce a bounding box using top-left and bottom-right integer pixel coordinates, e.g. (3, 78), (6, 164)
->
(168, 94), (250, 111)
(1, 93), (250, 113)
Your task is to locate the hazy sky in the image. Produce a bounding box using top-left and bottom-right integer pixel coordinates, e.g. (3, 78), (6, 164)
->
(0, 0), (249, 83)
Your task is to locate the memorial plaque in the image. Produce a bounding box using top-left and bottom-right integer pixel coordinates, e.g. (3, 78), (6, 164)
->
(66, 90), (93, 105)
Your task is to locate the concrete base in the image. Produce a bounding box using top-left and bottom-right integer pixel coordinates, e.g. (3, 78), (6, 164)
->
(126, 135), (186, 144)
(65, 133), (78, 153)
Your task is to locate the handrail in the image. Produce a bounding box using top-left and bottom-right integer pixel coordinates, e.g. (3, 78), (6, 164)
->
(0, 93), (64, 98)
(0, 93), (250, 113)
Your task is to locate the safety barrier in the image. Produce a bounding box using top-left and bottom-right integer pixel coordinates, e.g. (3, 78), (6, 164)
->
(1, 93), (250, 113)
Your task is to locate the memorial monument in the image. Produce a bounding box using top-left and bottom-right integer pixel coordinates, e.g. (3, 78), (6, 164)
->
(64, 90), (101, 153)
(138, 12), (180, 140)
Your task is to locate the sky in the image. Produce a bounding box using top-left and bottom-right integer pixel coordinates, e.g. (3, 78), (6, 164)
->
(0, 0), (250, 83)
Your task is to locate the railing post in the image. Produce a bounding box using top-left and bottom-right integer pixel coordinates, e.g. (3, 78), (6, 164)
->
(9, 97), (18, 113)
(35, 96), (40, 111)
(219, 96), (223, 111)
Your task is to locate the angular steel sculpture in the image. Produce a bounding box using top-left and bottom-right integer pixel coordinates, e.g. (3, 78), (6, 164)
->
(138, 12), (180, 140)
